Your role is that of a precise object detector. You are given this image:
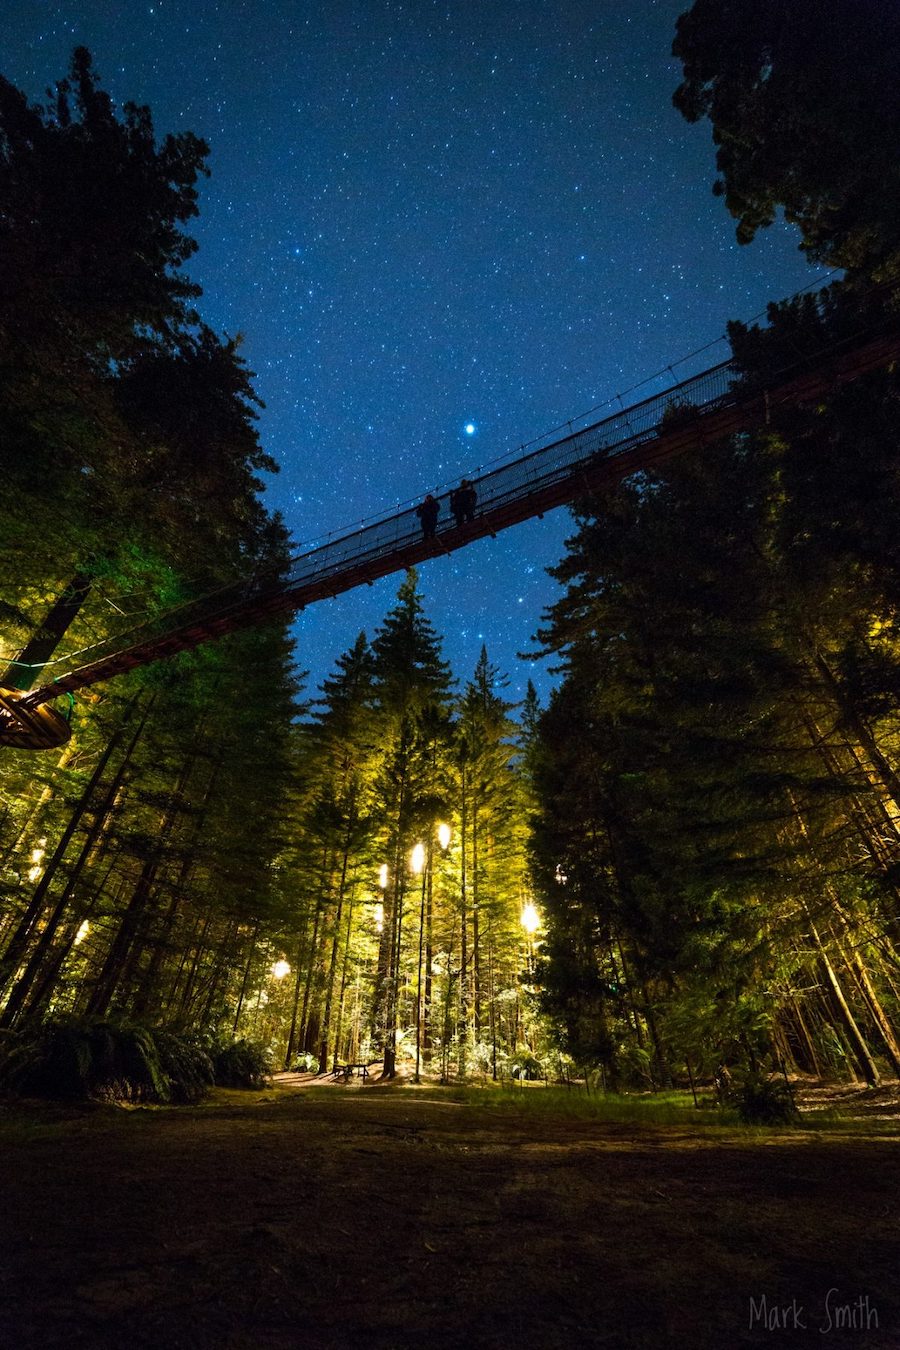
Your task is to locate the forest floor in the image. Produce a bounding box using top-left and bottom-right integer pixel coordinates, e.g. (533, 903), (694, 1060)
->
(1, 1075), (899, 1350)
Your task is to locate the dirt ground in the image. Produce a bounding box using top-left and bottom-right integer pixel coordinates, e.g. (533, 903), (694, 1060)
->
(1, 1077), (899, 1350)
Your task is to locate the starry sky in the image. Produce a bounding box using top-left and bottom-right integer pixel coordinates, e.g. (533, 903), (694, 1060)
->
(4, 1), (829, 705)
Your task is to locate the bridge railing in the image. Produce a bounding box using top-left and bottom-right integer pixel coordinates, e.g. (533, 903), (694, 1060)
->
(277, 359), (738, 597)
(20, 358), (743, 693)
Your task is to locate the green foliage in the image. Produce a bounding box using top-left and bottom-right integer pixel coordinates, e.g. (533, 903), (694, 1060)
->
(209, 1037), (271, 1089)
(734, 1072), (800, 1126)
(457, 1083), (737, 1127)
(508, 1051), (544, 1081)
(153, 1029), (216, 1104)
(528, 274), (900, 1095)
(0, 1018), (213, 1103)
(672, 0), (900, 282)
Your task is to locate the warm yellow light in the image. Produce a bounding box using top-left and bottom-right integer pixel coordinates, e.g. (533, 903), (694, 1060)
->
(521, 903), (540, 935)
(74, 920), (90, 946)
(27, 866), (42, 883)
(374, 902), (384, 933)
(272, 959), (291, 980)
(437, 822), (451, 851)
(378, 863), (388, 889)
(30, 846), (45, 865)
(411, 842), (426, 875)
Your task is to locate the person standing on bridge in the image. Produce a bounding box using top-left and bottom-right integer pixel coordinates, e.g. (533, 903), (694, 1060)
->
(416, 493), (440, 540)
(450, 480), (476, 528)
(459, 479), (477, 523)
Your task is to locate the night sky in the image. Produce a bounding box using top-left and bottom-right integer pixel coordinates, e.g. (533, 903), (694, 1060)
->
(4, 2), (828, 704)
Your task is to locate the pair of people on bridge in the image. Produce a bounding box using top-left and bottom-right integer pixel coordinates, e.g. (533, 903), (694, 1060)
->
(415, 480), (478, 541)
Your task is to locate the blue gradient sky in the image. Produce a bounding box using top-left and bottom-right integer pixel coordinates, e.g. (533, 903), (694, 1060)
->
(4, 1), (828, 703)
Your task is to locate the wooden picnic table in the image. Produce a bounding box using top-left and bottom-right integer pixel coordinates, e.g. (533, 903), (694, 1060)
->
(331, 1061), (376, 1081)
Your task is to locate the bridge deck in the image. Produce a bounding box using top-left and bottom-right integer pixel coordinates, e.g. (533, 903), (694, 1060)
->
(26, 322), (900, 706)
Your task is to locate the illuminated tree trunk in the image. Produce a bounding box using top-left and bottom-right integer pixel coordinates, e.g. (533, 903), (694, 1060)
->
(472, 794), (482, 1040)
(845, 945), (900, 1076)
(0, 741), (76, 873)
(423, 863), (433, 1059)
(0, 705), (147, 1026)
(332, 891), (357, 1069)
(177, 914), (213, 1018)
(812, 922), (879, 1086)
(0, 697), (142, 996)
(319, 813), (355, 1073)
(85, 752), (194, 1017)
(457, 760), (469, 1078)
(299, 887), (327, 1054)
(233, 921), (261, 1036)
(19, 859), (119, 1022)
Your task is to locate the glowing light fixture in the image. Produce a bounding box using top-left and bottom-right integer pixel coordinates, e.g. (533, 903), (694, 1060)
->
(521, 903), (541, 935)
(272, 959), (291, 980)
(411, 842), (426, 875)
(437, 822), (451, 851)
(27, 839), (47, 882)
(74, 920), (91, 946)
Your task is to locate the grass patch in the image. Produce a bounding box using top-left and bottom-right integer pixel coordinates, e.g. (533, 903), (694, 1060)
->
(457, 1082), (739, 1126)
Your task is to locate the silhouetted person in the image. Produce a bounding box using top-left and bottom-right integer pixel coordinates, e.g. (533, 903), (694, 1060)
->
(459, 479), (477, 523)
(450, 486), (465, 528)
(416, 493), (439, 540)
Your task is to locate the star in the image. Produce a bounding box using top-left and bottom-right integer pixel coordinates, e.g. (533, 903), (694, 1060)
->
(464, 423), (476, 436)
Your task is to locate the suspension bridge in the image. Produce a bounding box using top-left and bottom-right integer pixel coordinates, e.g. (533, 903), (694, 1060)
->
(2, 303), (899, 751)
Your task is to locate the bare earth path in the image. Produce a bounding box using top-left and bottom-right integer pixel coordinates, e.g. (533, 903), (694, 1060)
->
(1, 1083), (898, 1349)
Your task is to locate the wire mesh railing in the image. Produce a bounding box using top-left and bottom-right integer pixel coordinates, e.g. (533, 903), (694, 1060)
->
(278, 360), (736, 593)
(21, 358), (740, 697)
(21, 293), (900, 704)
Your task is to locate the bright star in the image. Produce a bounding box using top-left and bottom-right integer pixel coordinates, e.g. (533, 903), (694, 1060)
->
(464, 422), (476, 436)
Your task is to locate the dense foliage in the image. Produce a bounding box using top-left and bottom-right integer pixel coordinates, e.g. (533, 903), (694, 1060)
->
(524, 0), (900, 1091)
(0, 1017), (214, 1103)
(0, 52), (301, 1085)
(672, 0), (900, 282)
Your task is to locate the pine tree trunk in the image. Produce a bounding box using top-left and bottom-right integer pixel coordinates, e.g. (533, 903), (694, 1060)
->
(0, 707), (148, 1026)
(298, 890), (326, 1055)
(177, 915), (213, 1018)
(0, 573), (93, 690)
(85, 753), (194, 1017)
(472, 795), (481, 1040)
(319, 817), (354, 1072)
(848, 947), (900, 1075)
(0, 697), (142, 994)
(332, 891), (357, 1070)
(458, 762), (469, 1079)
(423, 863), (433, 1057)
(0, 742), (76, 871)
(813, 925), (880, 1086)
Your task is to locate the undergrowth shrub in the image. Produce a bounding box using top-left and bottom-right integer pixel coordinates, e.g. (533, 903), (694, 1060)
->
(735, 1072), (800, 1125)
(153, 1029), (214, 1103)
(509, 1052), (544, 1081)
(210, 1037), (270, 1089)
(0, 1018), (213, 1104)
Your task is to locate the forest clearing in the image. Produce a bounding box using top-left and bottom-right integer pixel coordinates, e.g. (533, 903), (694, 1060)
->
(2, 1077), (899, 1349)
